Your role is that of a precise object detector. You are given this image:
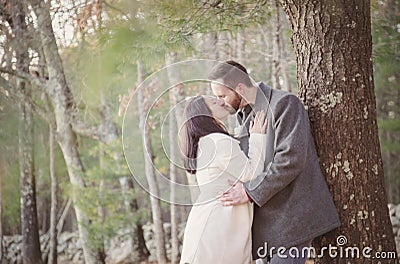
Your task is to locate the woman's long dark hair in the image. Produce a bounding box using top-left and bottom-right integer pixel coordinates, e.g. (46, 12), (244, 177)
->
(181, 96), (229, 174)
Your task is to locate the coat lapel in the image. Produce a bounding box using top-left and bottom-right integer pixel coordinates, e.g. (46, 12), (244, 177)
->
(235, 83), (273, 157)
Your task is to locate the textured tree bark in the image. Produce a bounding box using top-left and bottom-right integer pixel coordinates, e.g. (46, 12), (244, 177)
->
(18, 79), (43, 264)
(28, 0), (105, 263)
(280, 0), (399, 263)
(137, 60), (167, 264)
(12, 1), (43, 263)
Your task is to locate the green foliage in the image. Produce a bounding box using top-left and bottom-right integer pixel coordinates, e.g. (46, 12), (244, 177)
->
(378, 118), (400, 133)
(76, 137), (149, 246)
(372, 0), (400, 202)
(151, 0), (271, 41)
(0, 96), (72, 234)
(0, 99), (20, 234)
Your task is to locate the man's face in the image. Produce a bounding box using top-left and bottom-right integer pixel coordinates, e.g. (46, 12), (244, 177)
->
(210, 82), (242, 114)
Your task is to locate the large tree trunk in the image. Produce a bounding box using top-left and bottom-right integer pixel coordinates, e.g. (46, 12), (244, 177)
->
(28, 1), (105, 263)
(137, 60), (167, 264)
(13, 2), (43, 263)
(280, 1), (398, 263)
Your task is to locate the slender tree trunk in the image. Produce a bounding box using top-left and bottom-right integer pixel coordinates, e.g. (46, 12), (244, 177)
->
(258, 23), (273, 84)
(119, 177), (150, 261)
(166, 53), (199, 207)
(18, 69), (43, 264)
(272, 0), (282, 90)
(137, 60), (167, 264)
(218, 31), (230, 59)
(202, 32), (219, 60)
(57, 199), (71, 237)
(12, 2), (43, 263)
(48, 124), (57, 264)
(0, 158), (3, 264)
(237, 29), (246, 65)
(97, 142), (106, 264)
(226, 31), (234, 59)
(277, 4), (292, 93)
(28, 1), (105, 263)
(169, 93), (179, 264)
(95, 95), (108, 264)
(280, 1), (399, 263)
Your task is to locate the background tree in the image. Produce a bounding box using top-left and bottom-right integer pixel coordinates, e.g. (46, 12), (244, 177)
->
(48, 124), (57, 264)
(5, 1), (43, 263)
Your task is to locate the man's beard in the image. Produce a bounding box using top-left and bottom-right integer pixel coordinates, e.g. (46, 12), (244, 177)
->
(224, 104), (237, 114)
(226, 92), (242, 114)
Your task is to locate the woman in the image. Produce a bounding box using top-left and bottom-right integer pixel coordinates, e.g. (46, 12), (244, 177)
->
(179, 95), (267, 264)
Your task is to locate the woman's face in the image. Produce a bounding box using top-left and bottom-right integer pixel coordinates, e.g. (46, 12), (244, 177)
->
(203, 96), (230, 120)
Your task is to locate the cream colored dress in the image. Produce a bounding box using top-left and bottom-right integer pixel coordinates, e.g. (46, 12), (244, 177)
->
(180, 132), (267, 264)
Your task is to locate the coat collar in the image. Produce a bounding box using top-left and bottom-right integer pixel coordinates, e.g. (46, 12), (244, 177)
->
(254, 82), (272, 112)
(240, 82), (272, 117)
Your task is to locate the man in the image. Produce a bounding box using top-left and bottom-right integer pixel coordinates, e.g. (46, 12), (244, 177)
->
(208, 60), (340, 264)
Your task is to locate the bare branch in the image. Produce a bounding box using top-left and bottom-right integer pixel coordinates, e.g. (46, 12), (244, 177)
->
(71, 119), (120, 144)
(0, 75), (53, 125)
(0, 67), (46, 87)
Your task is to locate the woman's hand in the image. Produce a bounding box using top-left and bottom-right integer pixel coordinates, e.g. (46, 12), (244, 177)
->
(249, 110), (267, 134)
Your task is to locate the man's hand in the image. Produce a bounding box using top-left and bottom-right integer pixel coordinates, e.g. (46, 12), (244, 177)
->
(218, 180), (250, 206)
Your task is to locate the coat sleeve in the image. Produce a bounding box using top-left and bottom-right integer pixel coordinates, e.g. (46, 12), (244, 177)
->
(244, 94), (310, 207)
(214, 134), (267, 182)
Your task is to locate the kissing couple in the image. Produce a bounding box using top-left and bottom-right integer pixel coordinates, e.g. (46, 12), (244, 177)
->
(179, 61), (340, 264)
